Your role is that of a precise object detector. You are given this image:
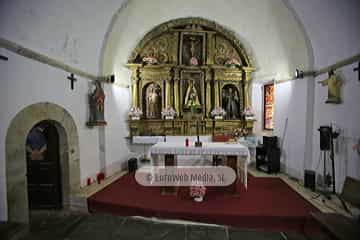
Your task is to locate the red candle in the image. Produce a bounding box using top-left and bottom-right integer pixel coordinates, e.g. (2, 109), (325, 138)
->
(185, 138), (189, 147)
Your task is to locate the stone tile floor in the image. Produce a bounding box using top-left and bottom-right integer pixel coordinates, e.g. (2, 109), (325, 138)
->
(10, 211), (308, 240)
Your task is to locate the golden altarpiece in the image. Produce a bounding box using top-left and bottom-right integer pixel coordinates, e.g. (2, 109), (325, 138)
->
(127, 19), (255, 137)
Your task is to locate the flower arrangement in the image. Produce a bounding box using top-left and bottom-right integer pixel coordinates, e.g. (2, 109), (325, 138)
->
(128, 107), (143, 120)
(161, 107), (176, 119)
(190, 181), (206, 202)
(225, 57), (241, 68)
(211, 107), (226, 119)
(142, 56), (158, 65)
(232, 127), (249, 139)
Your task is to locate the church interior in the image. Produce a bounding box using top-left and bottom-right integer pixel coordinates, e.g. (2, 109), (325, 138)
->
(1, 0), (360, 239)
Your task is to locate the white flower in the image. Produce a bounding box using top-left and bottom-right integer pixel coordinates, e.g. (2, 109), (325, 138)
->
(211, 107), (226, 117)
(128, 107), (143, 117)
(161, 107), (176, 117)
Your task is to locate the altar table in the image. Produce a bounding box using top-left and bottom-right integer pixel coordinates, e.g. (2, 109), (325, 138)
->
(150, 142), (250, 194)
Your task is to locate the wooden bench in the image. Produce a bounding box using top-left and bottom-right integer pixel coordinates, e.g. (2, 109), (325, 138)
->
(309, 176), (360, 240)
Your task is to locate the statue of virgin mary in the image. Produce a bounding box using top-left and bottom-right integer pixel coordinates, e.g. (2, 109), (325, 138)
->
(184, 79), (201, 108)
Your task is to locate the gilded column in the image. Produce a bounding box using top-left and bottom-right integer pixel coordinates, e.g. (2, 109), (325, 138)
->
(243, 67), (255, 109)
(131, 66), (139, 108)
(205, 68), (212, 117)
(165, 78), (171, 108)
(173, 68), (180, 114)
(214, 80), (220, 108)
(206, 32), (215, 65)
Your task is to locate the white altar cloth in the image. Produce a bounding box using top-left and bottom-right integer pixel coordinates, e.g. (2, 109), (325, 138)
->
(149, 142), (249, 188)
(132, 136), (165, 144)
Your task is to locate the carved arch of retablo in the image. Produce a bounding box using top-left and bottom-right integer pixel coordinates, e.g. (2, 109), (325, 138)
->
(127, 17), (253, 67)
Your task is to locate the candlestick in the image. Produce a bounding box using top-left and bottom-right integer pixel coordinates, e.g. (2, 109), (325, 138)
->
(196, 121), (199, 136)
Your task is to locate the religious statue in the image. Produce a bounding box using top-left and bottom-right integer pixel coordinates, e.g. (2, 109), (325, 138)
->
(222, 87), (239, 119)
(26, 125), (47, 161)
(189, 37), (200, 66)
(184, 79), (201, 110)
(318, 71), (342, 104)
(182, 34), (202, 66)
(88, 81), (106, 126)
(146, 85), (160, 118)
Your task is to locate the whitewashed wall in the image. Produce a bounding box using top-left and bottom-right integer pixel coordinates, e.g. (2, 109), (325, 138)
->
(0, 0), (129, 221)
(288, 0), (360, 191)
(101, 0), (310, 83)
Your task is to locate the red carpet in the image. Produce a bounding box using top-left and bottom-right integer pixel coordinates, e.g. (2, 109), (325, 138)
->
(88, 173), (319, 233)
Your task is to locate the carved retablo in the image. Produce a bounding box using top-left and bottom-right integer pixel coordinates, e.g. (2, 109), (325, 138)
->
(126, 18), (256, 136)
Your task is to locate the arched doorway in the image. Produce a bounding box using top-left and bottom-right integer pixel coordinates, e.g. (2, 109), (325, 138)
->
(26, 121), (62, 210)
(6, 102), (80, 223)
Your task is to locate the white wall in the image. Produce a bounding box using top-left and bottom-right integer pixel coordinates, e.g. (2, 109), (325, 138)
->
(273, 79), (312, 179)
(251, 83), (263, 135)
(288, 0), (360, 191)
(0, 0), (129, 221)
(101, 0), (310, 84)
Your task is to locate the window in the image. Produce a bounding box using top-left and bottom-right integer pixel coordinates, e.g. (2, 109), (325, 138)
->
(264, 83), (274, 130)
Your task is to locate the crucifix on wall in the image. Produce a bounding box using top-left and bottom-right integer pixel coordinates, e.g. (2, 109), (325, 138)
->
(354, 62), (360, 81)
(67, 73), (77, 90)
(318, 70), (342, 104)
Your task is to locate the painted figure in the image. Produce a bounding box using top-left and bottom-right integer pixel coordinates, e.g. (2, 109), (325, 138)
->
(146, 85), (160, 118)
(222, 87), (239, 119)
(89, 81), (106, 124)
(187, 36), (201, 66)
(26, 126), (47, 161)
(185, 79), (201, 108)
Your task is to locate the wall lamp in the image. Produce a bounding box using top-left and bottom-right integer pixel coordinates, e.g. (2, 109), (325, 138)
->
(0, 55), (8, 61)
(294, 69), (316, 79)
(98, 74), (115, 84)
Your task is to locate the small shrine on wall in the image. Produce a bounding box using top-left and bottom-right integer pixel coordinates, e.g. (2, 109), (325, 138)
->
(126, 18), (255, 136)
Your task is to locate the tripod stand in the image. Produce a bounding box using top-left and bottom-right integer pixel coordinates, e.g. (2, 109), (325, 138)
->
(312, 125), (338, 201)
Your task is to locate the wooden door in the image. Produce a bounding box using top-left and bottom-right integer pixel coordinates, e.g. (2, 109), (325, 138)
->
(26, 122), (62, 209)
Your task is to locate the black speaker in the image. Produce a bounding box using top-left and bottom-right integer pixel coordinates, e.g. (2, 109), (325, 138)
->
(268, 147), (280, 173)
(318, 126), (331, 150)
(128, 158), (138, 172)
(304, 170), (315, 191)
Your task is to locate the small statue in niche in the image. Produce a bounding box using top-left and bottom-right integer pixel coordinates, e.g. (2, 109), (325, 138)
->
(142, 47), (158, 65)
(318, 70), (342, 104)
(182, 35), (202, 66)
(184, 79), (201, 110)
(88, 81), (106, 126)
(225, 48), (242, 68)
(146, 84), (161, 118)
(189, 37), (200, 66)
(222, 86), (239, 119)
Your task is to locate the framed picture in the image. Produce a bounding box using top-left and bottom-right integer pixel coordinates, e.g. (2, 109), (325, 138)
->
(263, 83), (274, 130)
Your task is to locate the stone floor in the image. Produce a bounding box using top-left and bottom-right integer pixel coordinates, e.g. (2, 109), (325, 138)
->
(14, 211), (307, 240)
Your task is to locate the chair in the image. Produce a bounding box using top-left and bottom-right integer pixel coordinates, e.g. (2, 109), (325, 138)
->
(256, 136), (280, 173)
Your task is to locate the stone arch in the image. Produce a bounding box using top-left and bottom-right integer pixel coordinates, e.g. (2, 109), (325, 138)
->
(5, 102), (80, 223)
(128, 17), (253, 67)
